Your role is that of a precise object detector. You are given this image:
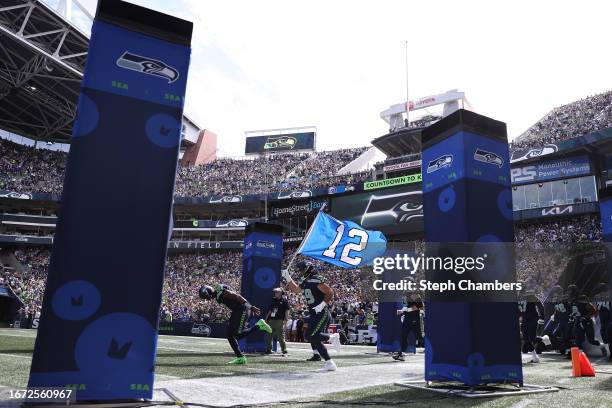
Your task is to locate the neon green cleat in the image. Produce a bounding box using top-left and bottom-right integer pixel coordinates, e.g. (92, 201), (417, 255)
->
(256, 319), (273, 334)
(228, 356), (247, 365)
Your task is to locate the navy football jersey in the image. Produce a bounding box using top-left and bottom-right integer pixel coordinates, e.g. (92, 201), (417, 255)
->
(518, 301), (543, 320)
(400, 302), (422, 325)
(554, 301), (571, 322)
(596, 301), (610, 322)
(214, 284), (243, 310)
(299, 274), (326, 311)
(571, 300), (596, 319)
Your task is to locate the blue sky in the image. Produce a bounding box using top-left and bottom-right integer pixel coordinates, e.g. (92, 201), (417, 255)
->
(53, 0), (612, 157)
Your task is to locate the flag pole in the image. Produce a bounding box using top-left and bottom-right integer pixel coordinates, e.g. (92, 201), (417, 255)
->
(286, 202), (327, 272)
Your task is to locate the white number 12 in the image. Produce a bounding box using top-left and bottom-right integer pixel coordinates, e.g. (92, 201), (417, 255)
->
(322, 224), (369, 266)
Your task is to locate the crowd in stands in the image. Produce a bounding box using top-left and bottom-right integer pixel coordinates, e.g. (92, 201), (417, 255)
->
(0, 137), (369, 197)
(515, 215), (602, 244)
(0, 139), (65, 194)
(3, 247), (377, 329)
(514, 215), (603, 302)
(3, 215), (603, 327)
(511, 90), (612, 152)
(0, 249), (48, 320)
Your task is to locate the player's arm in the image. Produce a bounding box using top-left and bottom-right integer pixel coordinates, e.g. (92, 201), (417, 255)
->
(396, 306), (409, 315)
(536, 301), (546, 324)
(220, 289), (261, 315)
(281, 268), (301, 294)
(313, 283), (333, 313)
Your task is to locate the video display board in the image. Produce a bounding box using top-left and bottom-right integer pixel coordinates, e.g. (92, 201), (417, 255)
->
(245, 132), (315, 154)
(330, 183), (423, 236)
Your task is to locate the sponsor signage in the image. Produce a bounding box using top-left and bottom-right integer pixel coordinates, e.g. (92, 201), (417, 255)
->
(245, 132), (316, 154)
(269, 198), (328, 219)
(174, 219), (255, 229)
(383, 160), (422, 172)
(510, 155), (591, 185)
(514, 202), (598, 221)
(0, 234), (53, 245)
(364, 174), (422, 191)
(158, 321), (229, 338)
(167, 241), (244, 251)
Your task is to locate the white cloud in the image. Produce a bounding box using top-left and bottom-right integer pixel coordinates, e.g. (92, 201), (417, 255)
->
(54, 0), (612, 157)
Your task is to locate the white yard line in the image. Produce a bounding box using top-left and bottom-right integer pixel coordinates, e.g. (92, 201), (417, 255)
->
(0, 353), (30, 359)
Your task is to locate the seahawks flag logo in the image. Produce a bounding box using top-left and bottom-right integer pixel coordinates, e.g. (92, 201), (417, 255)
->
(116, 52), (179, 83)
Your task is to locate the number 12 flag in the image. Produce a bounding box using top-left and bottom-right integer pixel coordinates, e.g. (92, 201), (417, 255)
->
(297, 210), (387, 268)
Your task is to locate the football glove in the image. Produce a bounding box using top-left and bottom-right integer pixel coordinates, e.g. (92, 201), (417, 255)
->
(313, 301), (327, 314)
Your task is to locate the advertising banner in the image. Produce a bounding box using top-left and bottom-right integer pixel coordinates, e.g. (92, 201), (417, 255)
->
(510, 155), (591, 185)
(269, 198), (328, 219)
(383, 160), (422, 172)
(28, 0), (192, 400)
(421, 109), (522, 386)
(241, 224), (283, 352)
(364, 173), (422, 190)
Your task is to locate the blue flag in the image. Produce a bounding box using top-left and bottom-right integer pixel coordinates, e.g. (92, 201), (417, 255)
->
(298, 211), (387, 268)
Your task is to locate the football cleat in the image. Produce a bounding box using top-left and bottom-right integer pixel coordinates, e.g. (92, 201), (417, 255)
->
(228, 356), (247, 365)
(322, 360), (337, 371)
(530, 350), (540, 363)
(392, 353), (405, 362)
(255, 319), (272, 334)
(307, 354), (322, 361)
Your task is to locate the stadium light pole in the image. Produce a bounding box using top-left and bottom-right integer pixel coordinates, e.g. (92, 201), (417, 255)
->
(405, 40), (409, 125)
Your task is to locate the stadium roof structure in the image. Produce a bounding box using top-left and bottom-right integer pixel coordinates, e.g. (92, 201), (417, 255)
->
(371, 126), (422, 157)
(0, 0), (196, 144)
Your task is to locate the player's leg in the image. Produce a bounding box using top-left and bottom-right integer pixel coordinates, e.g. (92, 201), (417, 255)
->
(310, 310), (336, 370)
(275, 320), (288, 354)
(583, 319), (601, 349)
(608, 322), (612, 361)
(227, 308), (247, 364)
(235, 309), (272, 340)
(393, 323), (408, 361)
(265, 321), (274, 354)
(303, 322), (321, 361)
(527, 318), (540, 362)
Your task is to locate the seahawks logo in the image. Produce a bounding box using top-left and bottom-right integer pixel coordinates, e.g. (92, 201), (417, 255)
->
(474, 148), (503, 168)
(361, 190), (423, 228)
(510, 144), (558, 163)
(116, 52), (179, 83)
(426, 154), (453, 174)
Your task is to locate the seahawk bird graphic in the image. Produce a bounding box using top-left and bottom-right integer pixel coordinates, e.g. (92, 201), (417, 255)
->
(116, 51), (179, 83)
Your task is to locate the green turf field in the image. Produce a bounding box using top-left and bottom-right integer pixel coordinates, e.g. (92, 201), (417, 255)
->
(1, 328), (612, 407)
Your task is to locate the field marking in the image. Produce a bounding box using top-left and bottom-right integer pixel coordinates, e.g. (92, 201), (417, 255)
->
(510, 399), (532, 408)
(158, 359), (422, 407)
(0, 353), (31, 359)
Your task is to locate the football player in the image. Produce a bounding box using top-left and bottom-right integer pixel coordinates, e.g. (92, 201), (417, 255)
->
(548, 285), (572, 355)
(518, 290), (545, 363)
(199, 284), (272, 365)
(593, 283), (611, 359)
(281, 260), (340, 371)
(393, 294), (423, 362)
(569, 290), (604, 357)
